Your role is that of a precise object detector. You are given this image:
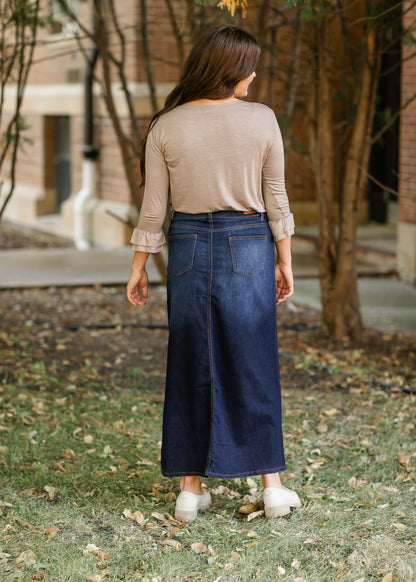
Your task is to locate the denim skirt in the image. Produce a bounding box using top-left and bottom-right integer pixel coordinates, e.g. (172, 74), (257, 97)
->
(161, 211), (286, 478)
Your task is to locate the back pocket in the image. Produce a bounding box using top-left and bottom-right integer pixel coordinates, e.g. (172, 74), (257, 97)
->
(229, 235), (268, 277)
(168, 234), (197, 276)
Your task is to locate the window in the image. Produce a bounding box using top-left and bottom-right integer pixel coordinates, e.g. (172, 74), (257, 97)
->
(48, 0), (80, 35)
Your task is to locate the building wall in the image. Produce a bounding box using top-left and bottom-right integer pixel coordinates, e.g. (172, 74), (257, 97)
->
(2, 0), (415, 261)
(398, 1), (416, 283)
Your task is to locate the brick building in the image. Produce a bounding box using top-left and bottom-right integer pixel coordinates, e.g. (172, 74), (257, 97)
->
(397, 1), (416, 282)
(1, 0), (416, 282)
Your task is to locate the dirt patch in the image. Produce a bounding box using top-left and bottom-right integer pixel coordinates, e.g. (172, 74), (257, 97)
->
(1, 222), (415, 396)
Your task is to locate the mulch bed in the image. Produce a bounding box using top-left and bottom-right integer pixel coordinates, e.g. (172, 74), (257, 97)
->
(1, 220), (415, 396)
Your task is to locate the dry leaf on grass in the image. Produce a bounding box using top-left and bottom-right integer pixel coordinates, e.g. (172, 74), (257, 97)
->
(83, 544), (101, 555)
(44, 526), (59, 537)
(230, 551), (242, 563)
(247, 510), (264, 522)
(191, 542), (207, 554)
(291, 558), (301, 570)
(16, 549), (37, 566)
(123, 508), (144, 525)
(398, 453), (416, 472)
(277, 566), (286, 577)
(44, 485), (58, 501)
(238, 504), (257, 515)
(380, 574), (393, 582)
(393, 522), (407, 531)
(358, 519), (373, 528)
(323, 408), (339, 417)
(158, 539), (181, 551)
(85, 575), (106, 582)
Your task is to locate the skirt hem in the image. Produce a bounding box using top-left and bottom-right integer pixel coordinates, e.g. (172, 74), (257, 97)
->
(162, 464), (287, 479)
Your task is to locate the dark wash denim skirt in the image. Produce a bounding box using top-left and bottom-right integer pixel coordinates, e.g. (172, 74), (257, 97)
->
(161, 211), (286, 478)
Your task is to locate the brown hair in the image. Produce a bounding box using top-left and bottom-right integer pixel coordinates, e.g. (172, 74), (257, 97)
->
(140, 25), (260, 183)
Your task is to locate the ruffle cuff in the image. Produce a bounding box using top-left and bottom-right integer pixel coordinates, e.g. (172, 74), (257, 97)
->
(268, 212), (295, 242)
(130, 228), (166, 253)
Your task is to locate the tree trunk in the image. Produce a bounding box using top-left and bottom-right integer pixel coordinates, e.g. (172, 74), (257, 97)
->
(308, 13), (381, 341)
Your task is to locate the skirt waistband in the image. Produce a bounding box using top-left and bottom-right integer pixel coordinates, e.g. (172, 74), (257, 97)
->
(171, 210), (266, 220)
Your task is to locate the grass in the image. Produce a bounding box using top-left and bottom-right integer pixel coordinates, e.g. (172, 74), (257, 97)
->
(1, 354), (416, 581)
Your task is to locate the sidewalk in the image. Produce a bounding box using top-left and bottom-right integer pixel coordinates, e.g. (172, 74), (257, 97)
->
(1, 224), (415, 335)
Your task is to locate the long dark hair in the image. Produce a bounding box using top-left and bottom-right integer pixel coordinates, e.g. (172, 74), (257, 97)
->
(140, 25), (260, 183)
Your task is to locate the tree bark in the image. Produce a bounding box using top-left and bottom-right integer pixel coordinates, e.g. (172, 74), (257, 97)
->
(309, 10), (382, 341)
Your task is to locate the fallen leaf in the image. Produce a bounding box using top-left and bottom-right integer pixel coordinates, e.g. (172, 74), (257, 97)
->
(44, 526), (59, 537)
(246, 477), (258, 488)
(348, 476), (357, 488)
(151, 511), (166, 522)
(16, 549), (37, 566)
(123, 508), (144, 525)
(247, 530), (259, 538)
(44, 485), (58, 501)
(247, 510), (264, 522)
(159, 539), (181, 551)
(31, 573), (44, 581)
(381, 574), (393, 582)
(291, 558), (301, 570)
(85, 575), (106, 582)
(191, 542), (207, 554)
(230, 551), (242, 563)
(323, 408), (339, 417)
(393, 522), (407, 531)
(83, 543), (101, 555)
(239, 504), (257, 515)
(277, 566), (286, 577)
(84, 435), (94, 444)
(398, 453), (415, 472)
(358, 519), (373, 527)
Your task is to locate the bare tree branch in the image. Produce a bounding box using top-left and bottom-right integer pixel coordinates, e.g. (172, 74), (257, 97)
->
(165, 0), (185, 65)
(139, 0), (157, 114)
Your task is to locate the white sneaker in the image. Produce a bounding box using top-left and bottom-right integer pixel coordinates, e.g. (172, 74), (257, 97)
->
(263, 486), (302, 518)
(175, 490), (212, 522)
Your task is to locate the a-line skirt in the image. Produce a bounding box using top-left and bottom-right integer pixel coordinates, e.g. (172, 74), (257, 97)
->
(161, 211), (286, 478)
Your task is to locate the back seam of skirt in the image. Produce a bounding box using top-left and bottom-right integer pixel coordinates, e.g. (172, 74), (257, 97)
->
(205, 224), (215, 475)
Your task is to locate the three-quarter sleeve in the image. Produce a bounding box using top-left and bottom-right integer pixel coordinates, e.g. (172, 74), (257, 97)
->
(130, 124), (169, 253)
(262, 115), (295, 241)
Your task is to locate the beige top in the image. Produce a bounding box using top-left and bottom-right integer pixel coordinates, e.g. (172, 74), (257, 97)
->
(130, 99), (295, 252)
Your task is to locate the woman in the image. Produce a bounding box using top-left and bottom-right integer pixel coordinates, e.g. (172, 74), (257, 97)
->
(127, 25), (301, 522)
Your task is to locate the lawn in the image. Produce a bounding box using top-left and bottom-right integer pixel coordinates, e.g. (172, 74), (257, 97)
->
(0, 285), (415, 582)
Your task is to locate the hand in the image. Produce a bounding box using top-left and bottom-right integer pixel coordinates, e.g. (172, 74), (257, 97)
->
(275, 262), (294, 305)
(127, 268), (149, 306)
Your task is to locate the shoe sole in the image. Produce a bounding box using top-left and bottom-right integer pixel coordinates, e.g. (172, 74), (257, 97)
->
(265, 501), (302, 518)
(175, 501), (211, 523)
(175, 508), (198, 522)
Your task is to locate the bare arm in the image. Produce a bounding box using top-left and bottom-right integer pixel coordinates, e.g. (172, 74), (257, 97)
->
(275, 236), (294, 305)
(126, 251), (150, 306)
